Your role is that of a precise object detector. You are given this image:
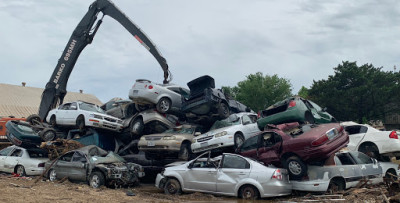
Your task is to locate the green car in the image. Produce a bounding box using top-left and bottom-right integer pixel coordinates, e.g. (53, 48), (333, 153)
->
(257, 96), (336, 130)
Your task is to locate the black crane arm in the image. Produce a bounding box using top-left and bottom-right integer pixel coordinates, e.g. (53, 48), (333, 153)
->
(38, 0), (170, 121)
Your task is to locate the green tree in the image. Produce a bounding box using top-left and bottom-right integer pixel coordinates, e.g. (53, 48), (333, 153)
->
(297, 86), (309, 99)
(308, 61), (400, 123)
(226, 72), (292, 112)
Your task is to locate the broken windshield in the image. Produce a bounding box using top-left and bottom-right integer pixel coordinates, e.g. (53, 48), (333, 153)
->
(210, 114), (241, 131)
(90, 152), (125, 164)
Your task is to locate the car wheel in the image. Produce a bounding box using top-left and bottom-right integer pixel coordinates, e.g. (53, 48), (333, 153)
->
(156, 97), (172, 113)
(39, 128), (57, 141)
(164, 178), (182, 195)
(76, 115), (85, 131)
(304, 111), (315, 124)
(135, 103), (149, 112)
(285, 156), (307, 180)
(327, 179), (344, 194)
(49, 169), (57, 182)
(27, 114), (41, 125)
(239, 185), (259, 200)
(130, 118), (144, 136)
(359, 143), (380, 160)
(234, 133), (245, 149)
(89, 171), (105, 189)
(15, 165), (26, 177)
(218, 102), (230, 119)
(178, 143), (191, 161)
(50, 115), (57, 126)
(125, 103), (137, 118)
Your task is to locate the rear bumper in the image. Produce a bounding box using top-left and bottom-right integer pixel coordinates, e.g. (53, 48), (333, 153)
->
(300, 133), (349, 162)
(291, 179), (329, 192)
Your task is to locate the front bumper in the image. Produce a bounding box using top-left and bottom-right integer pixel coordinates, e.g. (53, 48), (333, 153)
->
(89, 120), (123, 131)
(155, 173), (166, 189)
(138, 139), (182, 152)
(191, 136), (234, 153)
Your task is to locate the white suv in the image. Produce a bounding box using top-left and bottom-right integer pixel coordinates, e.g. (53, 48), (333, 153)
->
(191, 113), (260, 153)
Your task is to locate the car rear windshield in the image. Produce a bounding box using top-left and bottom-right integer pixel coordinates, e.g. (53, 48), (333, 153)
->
(285, 124), (317, 137)
(27, 149), (48, 158)
(163, 127), (194, 134)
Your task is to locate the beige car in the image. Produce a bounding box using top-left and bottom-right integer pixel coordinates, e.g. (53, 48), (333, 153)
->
(138, 125), (204, 161)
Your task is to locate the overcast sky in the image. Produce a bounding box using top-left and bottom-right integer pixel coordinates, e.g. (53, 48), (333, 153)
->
(1, 0), (399, 103)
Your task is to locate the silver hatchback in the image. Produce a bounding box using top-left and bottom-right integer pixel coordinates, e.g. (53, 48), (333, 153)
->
(155, 151), (292, 199)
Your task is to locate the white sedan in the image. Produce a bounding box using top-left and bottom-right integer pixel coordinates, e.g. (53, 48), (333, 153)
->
(46, 101), (123, 132)
(0, 145), (48, 176)
(129, 79), (190, 113)
(155, 151), (292, 199)
(342, 121), (400, 161)
(191, 113), (259, 153)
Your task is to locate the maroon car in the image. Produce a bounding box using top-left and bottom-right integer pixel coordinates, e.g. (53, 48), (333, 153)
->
(237, 122), (349, 180)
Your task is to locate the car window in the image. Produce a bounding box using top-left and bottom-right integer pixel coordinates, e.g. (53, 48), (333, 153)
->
(336, 153), (355, 165)
(0, 147), (13, 156)
(345, 125), (368, 135)
(241, 135), (259, 152)
(192, 158), (218, 168)
(10, 149), (23, 157)
(60, 103), (71, 110)
(248, 115), (257, 123)
(70, 102), (78, 110)
(308, 100), (322, 111)
(72, 152), (87, 163)
(59, 152), (74, 162)
(349, 151), (373, 164)
(222, 155), (250, 169)
(242, 115), (252, 125)
(27, 149), (48, 158)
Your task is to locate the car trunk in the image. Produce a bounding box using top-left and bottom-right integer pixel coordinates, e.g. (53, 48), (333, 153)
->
(186, 75), (215, 100)
(261, 98), (292, 117)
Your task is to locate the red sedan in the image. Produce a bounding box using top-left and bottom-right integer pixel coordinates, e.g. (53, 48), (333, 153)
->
(237, 122), (349, 180)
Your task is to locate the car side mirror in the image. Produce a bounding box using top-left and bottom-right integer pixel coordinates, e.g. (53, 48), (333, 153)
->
(188, 162), (194, 169)
(322, 107), (327, 112)
(194, 132), (201, 136)
(372, 158), (378, 164)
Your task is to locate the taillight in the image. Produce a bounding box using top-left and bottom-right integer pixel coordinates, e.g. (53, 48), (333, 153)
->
(272, 169), (283, 180)
(148, 85), (153, 89)
(338, 125), (344, 132)
(288, 101), (296, 108)
(389, 131), (398, 139)
(311, 135), (329, 146)
(38, 163), (45, 167)
(257, 111), (261, 118)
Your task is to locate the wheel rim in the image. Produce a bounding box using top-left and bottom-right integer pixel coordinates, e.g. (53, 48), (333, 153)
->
(167, 182), (177, 194)
(288, 161), (302, 175)
(235, 136), (244, 147)
(77, 118), (84, 129)
(222, 105), (229, 115)
(328, 182), (339, 194)
(242, 187), (255, 199)
(17, 166), (24, 176)
(159, 100), (170, 112)
(91, 175), (100, 188)
(49, 170), (56, 181)
(180, 146), (189, 160)
(43, 131), (55, 141)
(131, 121), (141, 133)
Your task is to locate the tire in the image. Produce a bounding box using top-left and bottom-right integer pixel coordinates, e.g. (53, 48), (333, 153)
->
(15, 165), (26, 177)
(130, 118), (144, 136)
(327, 179), (345, 194)
(218, 102), (230, 119)
(164, 179), (182, 195)
(178, 142), (191, 161)
(234, 133), (245, 149)
(284, 156), (307, 180)
(125, 103), (137, 118)
(89, 171), (105, 189)
(48, 169), (57, 182)
(76, 115), (85, 131)
(27, 114), (41, 125)
(156, 97), (172, 113)
(39, 128), (57, 141)
(50, 115), (57, 127)
(239, 185), (259, 200)
(359, 143), (380, 160)
(304, 111), (315, 124)
(135, 103), (148, 112)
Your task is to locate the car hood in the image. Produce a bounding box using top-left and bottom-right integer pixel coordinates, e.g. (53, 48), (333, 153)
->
(196, 126), (234, 139)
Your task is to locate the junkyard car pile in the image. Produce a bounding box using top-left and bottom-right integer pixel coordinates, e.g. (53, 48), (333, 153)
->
(3, 75), (400, 200)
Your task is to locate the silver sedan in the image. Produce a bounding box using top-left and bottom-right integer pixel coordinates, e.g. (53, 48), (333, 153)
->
(155, 151), (292, 199)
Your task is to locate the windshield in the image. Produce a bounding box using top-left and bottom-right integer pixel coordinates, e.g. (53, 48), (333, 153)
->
(90, 151), (125, 164)
(79, 102), (105, 113)
(163, 126), (194, 134)
(210, 114), (241, 130)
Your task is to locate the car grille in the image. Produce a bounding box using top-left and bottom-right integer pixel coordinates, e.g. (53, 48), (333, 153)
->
(197, 135), (214, 142)
(145, 136), (163, 141)
(103, 123), (117, 129)
(104, 117), (117, 123)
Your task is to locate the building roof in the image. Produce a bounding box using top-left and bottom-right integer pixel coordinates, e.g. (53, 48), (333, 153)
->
(0, 83), (102, 118)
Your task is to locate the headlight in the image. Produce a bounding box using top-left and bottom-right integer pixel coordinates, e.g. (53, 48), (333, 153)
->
(214, 131), (228, 138)
(193, 139), (197, 143)
(89, 114), (103, 119)
(163, 136), (176, 140)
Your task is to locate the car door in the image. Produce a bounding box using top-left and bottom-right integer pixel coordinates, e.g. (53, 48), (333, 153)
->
(344, 125), (368, 151)
(257, 132), (282, 166)
(69, 152), (88, 181)
(241, 115), (259, 139)
(183, 155), (217, 192)
(166, 87), (183, 108)
(65, 102), (79, 125)
(238, 135), (260, 160)
(0, 147), (14, 172)
(53, 152), (75, 179)
(349, 151), (382, 184)
(56, 103), (70, 125)
(3, 148), (23, 173)
(335, 152), (364, 188)
(216, 154), (251, 195)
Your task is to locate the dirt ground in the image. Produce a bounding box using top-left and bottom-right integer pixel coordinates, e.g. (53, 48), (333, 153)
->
(1, 172), (400, 203)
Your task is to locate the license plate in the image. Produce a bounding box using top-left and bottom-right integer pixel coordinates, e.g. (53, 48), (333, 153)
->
(200, 142), (208, 147)
(133, 90), (139, 94)
(326, 128), (339, 140)
(147, 141), (155, 146)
